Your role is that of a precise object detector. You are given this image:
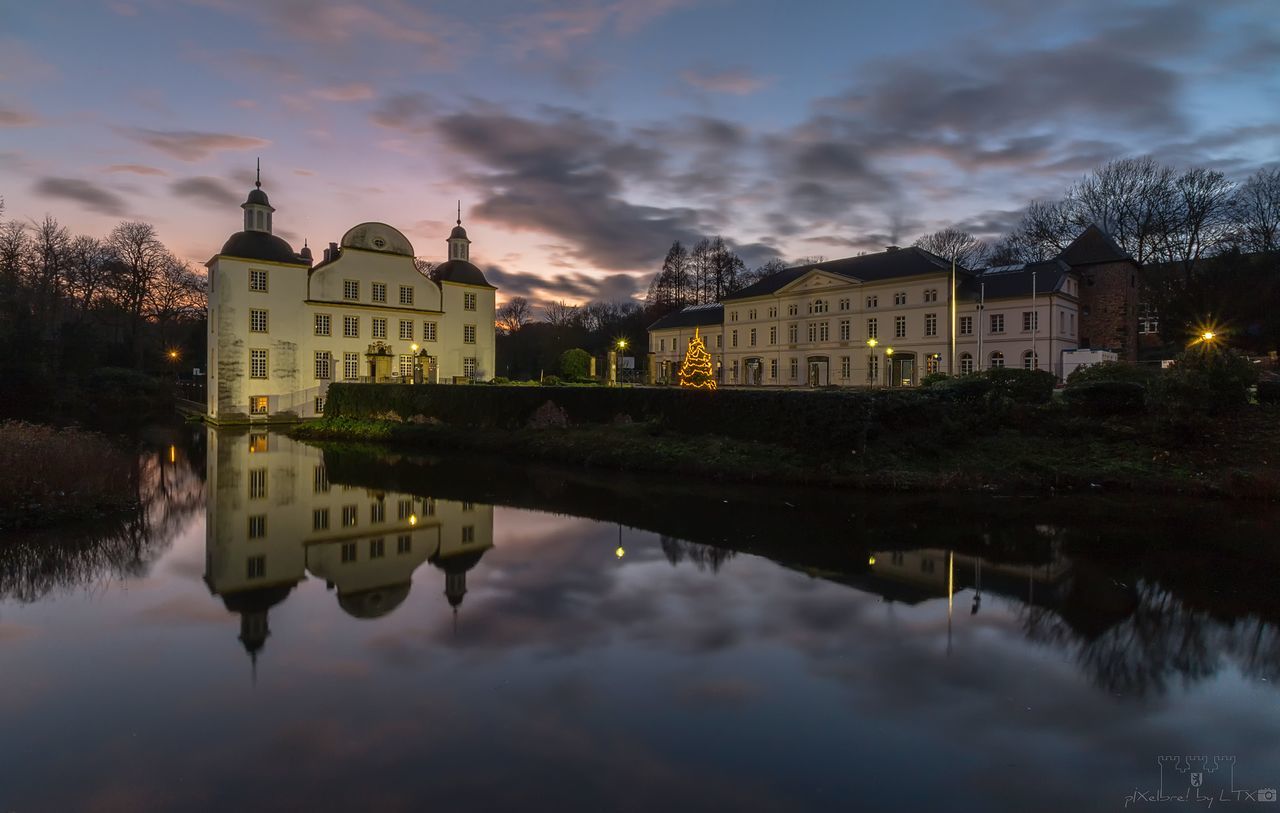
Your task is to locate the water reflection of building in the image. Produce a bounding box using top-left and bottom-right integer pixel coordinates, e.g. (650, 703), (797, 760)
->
(202, 427), (493, 666)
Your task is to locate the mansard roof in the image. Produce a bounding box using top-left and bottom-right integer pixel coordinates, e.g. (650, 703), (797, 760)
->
(647, 303), (724, 331)
(723, 247), (954, 301)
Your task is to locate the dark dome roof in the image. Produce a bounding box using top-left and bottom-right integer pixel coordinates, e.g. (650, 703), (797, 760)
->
(449, 224), (469, 239)
(430, 549), (487, 575)
(245, 188), (270, 206)
(337, 582), (411, 620)
(220, 582), (296, 614)
(220, 231), (308, 265)
(434, 259), (494, 288)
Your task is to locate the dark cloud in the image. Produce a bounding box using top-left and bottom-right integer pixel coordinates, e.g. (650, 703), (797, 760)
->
(433, 106), (707, 270)
(123, 128), (269, 161)
(370, 92), (435, 132)
(171, 176), (240, 207)
(32, 177), (127, 216)
(484, 266), (646, 305)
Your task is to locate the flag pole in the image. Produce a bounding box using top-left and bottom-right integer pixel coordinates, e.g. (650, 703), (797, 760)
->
(949, 257), (957, 375)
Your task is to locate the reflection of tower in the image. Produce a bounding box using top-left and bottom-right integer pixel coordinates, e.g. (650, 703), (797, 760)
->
(220, 583), (295, 684)
(432, 550), (486, 630)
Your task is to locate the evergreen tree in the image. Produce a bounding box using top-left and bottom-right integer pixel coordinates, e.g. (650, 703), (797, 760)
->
(678, 327), (717, 390)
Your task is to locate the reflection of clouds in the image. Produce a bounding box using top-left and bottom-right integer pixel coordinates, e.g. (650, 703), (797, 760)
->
(136, 595), (232, 625)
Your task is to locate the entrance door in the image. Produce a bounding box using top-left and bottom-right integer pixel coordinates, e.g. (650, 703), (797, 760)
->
(807, 357), (829, 387)
(745, 358), (763, 386)
(891, 353), (916, 386)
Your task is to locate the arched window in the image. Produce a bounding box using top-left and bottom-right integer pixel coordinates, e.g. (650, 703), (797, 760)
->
(989, 351), (1005, 369)
(811, 299), (828, 314)
(959, 353), (974, 374)
(1022, 350), (1038, 370)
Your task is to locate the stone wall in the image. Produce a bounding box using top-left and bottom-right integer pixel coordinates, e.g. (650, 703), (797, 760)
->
(1078, 259), (1138, 362)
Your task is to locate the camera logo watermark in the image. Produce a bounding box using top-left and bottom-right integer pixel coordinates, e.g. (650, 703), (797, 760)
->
(1124, 755), (1276, 807)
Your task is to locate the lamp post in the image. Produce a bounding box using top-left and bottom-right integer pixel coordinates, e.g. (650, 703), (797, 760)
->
(410, 344), (423, 384)
(885, 346), (894, 387)
(615, 337), (629, 386)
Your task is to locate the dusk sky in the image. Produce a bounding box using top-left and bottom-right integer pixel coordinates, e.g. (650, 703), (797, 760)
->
(2, 0), (1277, 307)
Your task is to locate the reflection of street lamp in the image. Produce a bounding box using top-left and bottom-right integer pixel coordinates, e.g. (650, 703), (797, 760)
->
(616, 524), (625, 559)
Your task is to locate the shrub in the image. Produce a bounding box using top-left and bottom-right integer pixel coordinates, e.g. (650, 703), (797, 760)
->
(929, 373), (993, 403)
(541, 375), (562, 387)
(1062, 381), (1148, 415)
(559, 348), (592, 381)
(984, 368), (1056, 404)
(1066, 360), (1158, 388)
(1154, 349), (1258, 415)
(491, 376), (510, 385)
(1258, 377), (1280, 405)
(920, 372), (950, 388)
(0, 422), (135, 525)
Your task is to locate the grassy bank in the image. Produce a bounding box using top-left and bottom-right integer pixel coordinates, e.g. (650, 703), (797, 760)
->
(293, 403), (1280, 499)
(0, 422), (139, 529)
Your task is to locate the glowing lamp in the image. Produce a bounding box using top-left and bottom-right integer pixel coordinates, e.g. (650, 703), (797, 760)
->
(616, 546), (625, 558)
(868, 555), (876, 566)
(886, 347), (894, 356)
(866, 338), (878, 349)
(408, 514), (418, 526)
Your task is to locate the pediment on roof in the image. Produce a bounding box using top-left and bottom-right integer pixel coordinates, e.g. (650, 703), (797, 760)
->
(776, 268), (856, 294)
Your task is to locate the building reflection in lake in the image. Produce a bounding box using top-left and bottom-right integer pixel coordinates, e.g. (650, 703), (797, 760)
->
(202, 428), (493, 666)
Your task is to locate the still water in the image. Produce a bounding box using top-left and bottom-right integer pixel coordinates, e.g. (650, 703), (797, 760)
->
(1, 425), (1278, 812)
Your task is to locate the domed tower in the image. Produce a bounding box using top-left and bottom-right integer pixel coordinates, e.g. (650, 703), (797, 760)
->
(242, 159), (275, 234)
(447, 202), (471, 262)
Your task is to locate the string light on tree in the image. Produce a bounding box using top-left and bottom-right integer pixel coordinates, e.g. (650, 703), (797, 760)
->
(678, 327), (717, 390)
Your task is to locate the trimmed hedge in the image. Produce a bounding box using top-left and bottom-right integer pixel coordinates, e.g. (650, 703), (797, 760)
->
(1259, 377), (1280, 405)
(325, 383), (885, 452)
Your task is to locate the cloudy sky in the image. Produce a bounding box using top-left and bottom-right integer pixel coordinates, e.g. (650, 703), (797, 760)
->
(1, 0), (1277, 306)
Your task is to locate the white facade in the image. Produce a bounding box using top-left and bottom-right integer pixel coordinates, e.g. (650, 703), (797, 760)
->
(650, 249), (1081, 386)
(207, 180), (496, 423)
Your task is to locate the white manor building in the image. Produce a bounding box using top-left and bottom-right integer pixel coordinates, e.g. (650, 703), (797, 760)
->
(648, 238), (1109, 387)
(206, 175), (497, 423)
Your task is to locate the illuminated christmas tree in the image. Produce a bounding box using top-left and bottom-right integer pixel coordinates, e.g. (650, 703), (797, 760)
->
(678, 327), (717, 390)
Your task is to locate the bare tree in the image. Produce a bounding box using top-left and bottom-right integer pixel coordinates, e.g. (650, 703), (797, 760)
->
(64, 235), (113, 324)
(146, 255), (207, 350)
(1163, 168), (1235, 279)
(415, 258), (438, 278)
(1072, 157), (1175, 265)
(1232, 166), (1280, 253)
(496, 295), (533, 334)
(543, 299), (579, 327)
(106, 221), (169, 365)
(913, 227), (988, 268)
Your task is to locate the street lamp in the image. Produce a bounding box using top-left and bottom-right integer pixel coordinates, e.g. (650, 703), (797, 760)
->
(885, 346), (894, 387)
(866, 338), (878, 387)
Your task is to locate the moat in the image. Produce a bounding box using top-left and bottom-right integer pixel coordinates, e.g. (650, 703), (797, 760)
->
(1, 425), (1277, 811)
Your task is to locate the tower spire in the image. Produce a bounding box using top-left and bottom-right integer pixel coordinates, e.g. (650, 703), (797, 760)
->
(256, 157), (261, 189)
(457, 200), (461, 226)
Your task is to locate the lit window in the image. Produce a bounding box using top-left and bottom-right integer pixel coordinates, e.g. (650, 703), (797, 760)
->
(372, 282), (386, 303)
(343, 279), (359, 300)
(399, 286), (414, 306)
(423, 321), (437, 341)
(248, 434), (268, 453)
(372, 318), (386, 339)
(249, 269), (268, 292)
(399, 320), (414, 340)
(250, 350), (267, 379)
(399, 354), (414, 377)
(250, 309), (268, 333)
(314, 313), (331, 336)
(343, 316), (359, 338)
(464, 324), (476, 344)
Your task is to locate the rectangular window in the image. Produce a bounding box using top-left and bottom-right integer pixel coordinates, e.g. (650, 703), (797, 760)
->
(372, 318), (386, 339)
(959, 315), (973, 336)
(463, 357), (477, 378)
(730, 311), (738, 322)
(248, 468), (267, 499)
(866, 295), (878, 309)
(370, 500), (385, 524)
(769, 326), (777, 345)
(808, 323), (817, 342)
(464, 324), (476, 344)
(372, 282), (386, 303)
(731, 329), (738, 348)
(313, 508), (329, 531)
(341, 542), (357, 563)
(839, 320), (850, 341)
(344, 352), (358, 380)
(397, 535), (412, 554)
(840, 356), (851, 379)
(660, 338), (665, 352)
(399, 285), (414, 306)
(789, 357), (798, 380)
(788, 324), (798, 343)
(250, 395), (268, 415)
(314, 395), (325, 414)
(462, 525), (475, 543)
(248, 514), (266, 539)
(314, 313), (331, 336)
(1070, 313), (1076, 336)
(960, 354), (974, 374)
(313, 465), (328, 493)
(868, 355), (879, 381)
(462, 501), (475, 511)
(250, 349), (267, 379)
(250, 309), (268, 333)
(249, 434), (268, 454)
(1023, 311), (1038, 332)
(246, 555), (265, 580)
(747, 309), (757, 320)
(399, 354), (414, 377)
(342, 505), (358, 527)
(249, 269), (268, 292)
(423, 321), (437, 341)
(818, 321), (829, 342)
(749, 328), (756, 346)
(464, 292), (477, 311)
(399, 320), (414, 340)
(924, 313), (937, 337)
(314, 351), (331, 380)
(343, 279), (359, 300)
(344, 315), (359, 338)
(894, 316), (906, 338)
(716, 334), (722, 349)
(788, 304), (798, 316)
(894, 291), (907, 306)
(867, 318), (878, 339)
(991, 313), (1005, 334)
(423, 498), (436, 516)
(397, 498), (413, 520)
(768, 306), (777, 318)
(770, 359), (778, 379)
